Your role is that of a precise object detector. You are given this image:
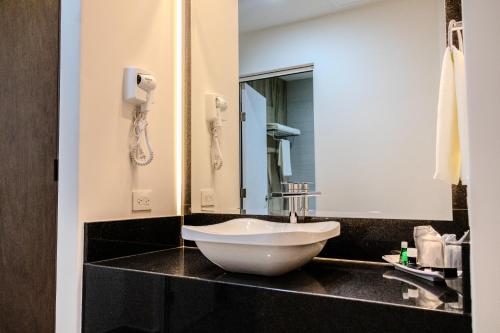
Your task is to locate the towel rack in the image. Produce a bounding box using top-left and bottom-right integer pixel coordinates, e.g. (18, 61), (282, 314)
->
(266, 123), (301, 139)
(448, 20), (464, 50)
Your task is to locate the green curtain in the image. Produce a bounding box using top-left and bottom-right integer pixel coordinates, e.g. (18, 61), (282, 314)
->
(247, 78), (287, 124)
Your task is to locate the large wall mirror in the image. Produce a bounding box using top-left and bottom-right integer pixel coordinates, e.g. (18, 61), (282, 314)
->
(189, 0), (453, 220)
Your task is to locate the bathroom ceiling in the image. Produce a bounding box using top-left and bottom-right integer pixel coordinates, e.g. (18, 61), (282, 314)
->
(239, 0), (381, 33)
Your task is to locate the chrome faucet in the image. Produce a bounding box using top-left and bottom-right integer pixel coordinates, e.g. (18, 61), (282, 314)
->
(271, 182), (321, 223)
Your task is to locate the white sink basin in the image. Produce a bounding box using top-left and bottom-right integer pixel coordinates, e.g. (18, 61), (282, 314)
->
(182, 218), (340, 276)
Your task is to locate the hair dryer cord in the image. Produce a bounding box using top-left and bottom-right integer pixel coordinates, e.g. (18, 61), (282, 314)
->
(130, 110), (154, 166)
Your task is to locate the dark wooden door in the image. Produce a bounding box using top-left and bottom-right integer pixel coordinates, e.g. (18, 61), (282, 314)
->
(0, 0), (60, 332)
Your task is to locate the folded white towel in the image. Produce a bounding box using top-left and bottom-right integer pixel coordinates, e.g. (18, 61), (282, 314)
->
(434, 47), (461, 185)
(278, 139), (292, 177)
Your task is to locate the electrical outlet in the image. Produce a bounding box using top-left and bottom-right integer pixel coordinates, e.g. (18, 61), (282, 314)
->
(201, 189), (215, 211)
(132, 190), (152, 211)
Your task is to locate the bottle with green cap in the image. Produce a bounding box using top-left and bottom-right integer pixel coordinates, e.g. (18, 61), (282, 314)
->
(400, 241), (408, 266)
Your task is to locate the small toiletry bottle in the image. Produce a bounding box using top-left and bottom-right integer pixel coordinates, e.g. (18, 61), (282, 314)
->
(408, 248), (418, 266)
(400, 241), (408, 266)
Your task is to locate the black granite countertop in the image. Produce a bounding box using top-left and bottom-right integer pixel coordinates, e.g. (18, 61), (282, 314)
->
(86, 247), (467, 316)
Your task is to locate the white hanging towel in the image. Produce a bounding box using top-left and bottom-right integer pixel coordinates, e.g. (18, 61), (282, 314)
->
(452, 46), (470, 185)
(278, 139), (292, 177)
(434, 47), (461, 185)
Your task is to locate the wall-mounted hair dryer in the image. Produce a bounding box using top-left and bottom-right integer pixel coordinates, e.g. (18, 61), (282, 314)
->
(136, 73), (157, 112)
(125, 68), (157, 111)
(124, 68), (157, 166)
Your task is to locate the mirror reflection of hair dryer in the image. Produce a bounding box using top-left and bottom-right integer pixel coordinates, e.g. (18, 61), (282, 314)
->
(206, 93), (227, 170)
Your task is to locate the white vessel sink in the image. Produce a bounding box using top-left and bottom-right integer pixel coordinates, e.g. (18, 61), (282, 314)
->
(182, 218), (340, 276)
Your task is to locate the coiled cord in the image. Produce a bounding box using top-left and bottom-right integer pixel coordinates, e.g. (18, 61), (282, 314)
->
(130, 110), (154, 166)
(210, 120), (223, 170)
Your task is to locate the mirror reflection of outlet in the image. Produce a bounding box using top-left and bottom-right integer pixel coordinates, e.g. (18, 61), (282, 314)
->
(201, 189), (215, 211)
(133, 190), (152, 211)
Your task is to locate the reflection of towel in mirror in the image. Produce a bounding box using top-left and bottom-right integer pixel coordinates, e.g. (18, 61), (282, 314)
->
(278, 139), (292, 177)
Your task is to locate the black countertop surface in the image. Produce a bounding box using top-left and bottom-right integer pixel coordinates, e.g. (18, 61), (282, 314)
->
(87, 247), (467, 316)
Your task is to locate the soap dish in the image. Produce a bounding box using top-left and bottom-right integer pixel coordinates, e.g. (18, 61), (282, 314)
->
(382, 255), (461, 282)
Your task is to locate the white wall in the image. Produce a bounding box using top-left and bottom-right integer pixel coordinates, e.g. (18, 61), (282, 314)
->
(240, 0), (451, 220)
(57, 1), (179, 331)
(79, 0), (177, 222)
(462, 1), (500, 331)
(191, 0), (240, 213)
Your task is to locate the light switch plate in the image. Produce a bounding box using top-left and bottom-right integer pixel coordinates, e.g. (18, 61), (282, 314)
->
(201, 189), (215, 211)
(132, 190), (152, 211)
